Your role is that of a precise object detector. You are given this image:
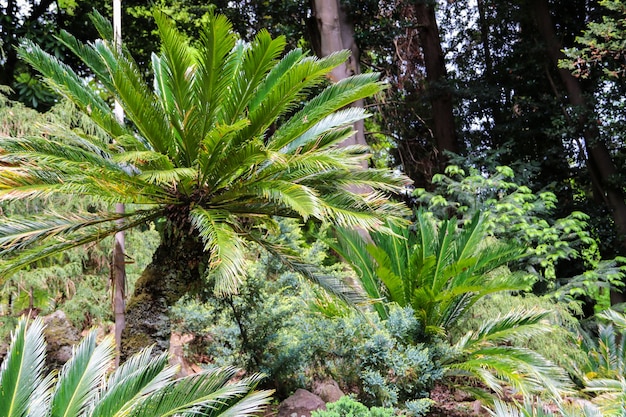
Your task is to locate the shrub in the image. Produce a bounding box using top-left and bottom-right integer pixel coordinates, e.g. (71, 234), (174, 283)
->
(311, 395), (396, 417)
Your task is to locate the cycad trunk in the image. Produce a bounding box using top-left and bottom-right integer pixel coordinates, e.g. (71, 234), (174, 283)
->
(121, 226), (207, 360)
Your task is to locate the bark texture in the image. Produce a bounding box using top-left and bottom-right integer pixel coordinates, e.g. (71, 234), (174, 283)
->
(121, 228), (207, 360)
(414, 1), (459, 157)
(309, 0), (366, 151)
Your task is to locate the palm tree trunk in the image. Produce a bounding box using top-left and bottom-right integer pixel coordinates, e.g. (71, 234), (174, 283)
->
(120, 229), (207, 360)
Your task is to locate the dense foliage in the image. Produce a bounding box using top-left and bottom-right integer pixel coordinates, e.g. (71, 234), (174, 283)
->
(0, 316), (272, 417)
(4, 1), (626, 416)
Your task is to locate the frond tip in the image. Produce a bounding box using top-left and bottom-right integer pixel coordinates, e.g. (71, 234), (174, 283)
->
(0, 319), (273, 416)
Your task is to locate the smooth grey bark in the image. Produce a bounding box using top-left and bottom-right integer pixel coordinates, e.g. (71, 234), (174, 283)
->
(309, 0), (366, 151)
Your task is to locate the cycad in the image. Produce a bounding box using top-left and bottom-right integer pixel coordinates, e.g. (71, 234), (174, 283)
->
(446, 308), (572, 399)
(579, 309), (626, 416)
(0, 316), (272, 417)
(331, 210), (528, 333)
(1, 10), (409, 357)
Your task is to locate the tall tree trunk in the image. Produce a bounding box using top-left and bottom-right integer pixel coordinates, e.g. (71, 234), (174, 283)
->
(414, 0), (459, 158)
(121, 228), (207, 360)
(112, 0), (126, 366)
(531, 0), (626, 303)
(309, 0), (366, 150)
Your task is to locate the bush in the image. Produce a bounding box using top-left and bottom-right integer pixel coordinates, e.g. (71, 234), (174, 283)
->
(311, 395), (396, 417)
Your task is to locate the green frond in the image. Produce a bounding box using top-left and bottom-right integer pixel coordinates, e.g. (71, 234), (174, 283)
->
(281, 107), (367, 154)
(450, 345), (570, 397)
(246, 50), (349, 141)
(17, 41), (125, 139)
(88, 9), (114, 41)
(0, 209), (163, 279)
(318, 190), (410, 230)
(138, 167), (197, 186)
(55, 29), (114, 92)
(91, 39), (173, 157)
(112, 150), (174, 171)
(328, 227), (388, 319)
(255, 236), (367, 305)
(585, 376), (626, 416)
(189, 207), (247, 295)
(241, 180), (322, 220)
(455, 309), (552, 350)
(0, 317), (51, 417)
(194, 11), (237, 131)
(90, 348), (176, 417)
(268, 71), (383, 151)
(49, 332), (115, 417)
(127, 366), (272, 417)
(222, 30), (286, 127)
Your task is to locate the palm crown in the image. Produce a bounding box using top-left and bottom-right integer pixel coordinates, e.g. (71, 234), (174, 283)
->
(0, 10), (409, 295)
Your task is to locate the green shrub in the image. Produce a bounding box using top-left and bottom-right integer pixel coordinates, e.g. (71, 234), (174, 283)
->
(311, 395), (396, 417)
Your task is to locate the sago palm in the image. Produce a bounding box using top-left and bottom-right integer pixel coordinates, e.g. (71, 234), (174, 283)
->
(578, 309), (626, 416)
(0, 10), (409, 357)
(0, 316), (272, 417)
(331, 210), (528, 333)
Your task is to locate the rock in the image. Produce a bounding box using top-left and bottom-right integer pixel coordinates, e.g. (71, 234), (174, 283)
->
(312, 379), (345, 403)
(277, 389), (326, 417)
(42, 310), (81, 370)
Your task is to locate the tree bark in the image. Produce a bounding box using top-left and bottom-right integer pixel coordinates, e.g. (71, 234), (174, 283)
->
(112, 0), (126, 366)
(120, 229), (207, 360)
(531, 0), (626, 303)
(309, 0), (366, 151)
(414, 0), (459, 157)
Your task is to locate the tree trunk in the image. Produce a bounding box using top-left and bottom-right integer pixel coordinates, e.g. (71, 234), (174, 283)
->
(414, 0), (459, 157)
(309, 0), (366, 151)
(112, 1), (126, 366)
(531, 0), (626, 303)
(120, 228), (207, 360)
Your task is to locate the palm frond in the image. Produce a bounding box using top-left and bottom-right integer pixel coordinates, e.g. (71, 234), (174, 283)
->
(254, 235), (367, 305)
(17, 40), (125, 139)
(0, 317), (51, 417)
(189, 207), (247, 295)
(194, 11), (237, 133)
(0, 209), (163, 279)
(127, 366), (272, 417)
(90, 39), (173, 157)
(268, 71), (383, 151)
(329, 226), (388, 319)
(90, 348), (176, 417)
(49, 331), (115, 417)
(584, 376), (626, 416)
(222, 30), (286, 126)
(455, 308), (552, 349)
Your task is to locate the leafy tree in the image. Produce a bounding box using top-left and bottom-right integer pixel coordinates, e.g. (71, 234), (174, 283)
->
(415, 164), (626, 311)
(1, 10), (409, 358)
(0, 316), (272, 417)
(561, 0), (626, 80)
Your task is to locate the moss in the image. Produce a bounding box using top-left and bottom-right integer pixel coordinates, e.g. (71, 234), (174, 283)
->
(122, 332), (153, 354)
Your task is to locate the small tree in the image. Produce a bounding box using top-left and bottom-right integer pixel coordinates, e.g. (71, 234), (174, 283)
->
(0, 10), (410, 357)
